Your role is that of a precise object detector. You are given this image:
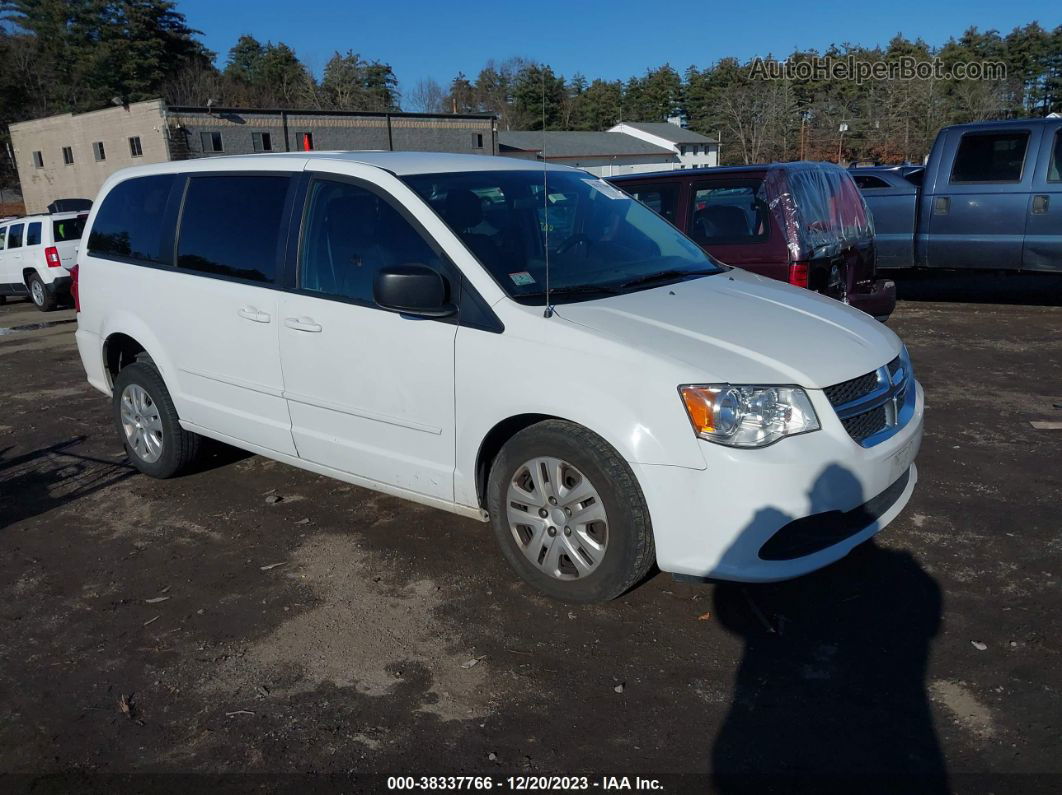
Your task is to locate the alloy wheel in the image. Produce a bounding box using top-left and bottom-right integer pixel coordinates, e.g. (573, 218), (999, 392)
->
(120, 383), (164, 463)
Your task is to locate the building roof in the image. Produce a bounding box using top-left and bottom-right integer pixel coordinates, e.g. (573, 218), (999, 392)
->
(615, 122), (718, 144)
(498, 131), (674, 159)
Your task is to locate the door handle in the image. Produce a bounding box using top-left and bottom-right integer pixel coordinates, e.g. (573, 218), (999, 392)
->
(237, 306), (271, 323)
(1032, 195), (1049, 214)
(932, 196), (950, 215)
(284, 316), (323, 333)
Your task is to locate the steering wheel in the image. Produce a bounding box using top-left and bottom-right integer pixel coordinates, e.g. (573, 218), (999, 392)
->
(554, 233), (591, 255)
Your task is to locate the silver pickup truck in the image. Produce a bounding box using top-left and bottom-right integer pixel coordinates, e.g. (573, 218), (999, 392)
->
(851, 117), (1062, 273)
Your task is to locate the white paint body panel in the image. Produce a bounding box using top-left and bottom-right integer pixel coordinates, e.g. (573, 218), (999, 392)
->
(75, 151), (924, 583)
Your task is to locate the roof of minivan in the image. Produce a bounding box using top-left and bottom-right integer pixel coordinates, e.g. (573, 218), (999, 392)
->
(119, 151), (575, 177)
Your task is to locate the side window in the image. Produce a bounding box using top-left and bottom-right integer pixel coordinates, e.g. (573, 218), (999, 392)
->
(0, 226), (7, 250)
(853, 175), (890, 189)
(200, 131), (223, 153)
(8, 223), (24, 249)
(26, 222), (42, 246)
(299, 179), (443, 303)
(689, 182), (769, 245)
(177, 175), (290, 284)
(1049, 131), (1062, 183)
(625, 184), (679, 225)
(252, 132), (273, 152)
(951, 132), (1029, 183)
(88, 174), (176, 263)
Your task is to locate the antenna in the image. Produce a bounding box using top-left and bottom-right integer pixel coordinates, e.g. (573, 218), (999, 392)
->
(542, 70), (553, 318)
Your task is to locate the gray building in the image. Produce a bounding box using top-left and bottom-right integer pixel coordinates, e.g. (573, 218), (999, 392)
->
(9, 99), (498, 213)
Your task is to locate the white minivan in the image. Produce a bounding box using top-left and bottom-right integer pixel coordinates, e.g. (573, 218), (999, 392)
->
(0, 211), (85, 310)
(73, 152), (923, 602)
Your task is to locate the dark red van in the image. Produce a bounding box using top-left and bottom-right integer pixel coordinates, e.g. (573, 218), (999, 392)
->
(609, 162), (896, 320)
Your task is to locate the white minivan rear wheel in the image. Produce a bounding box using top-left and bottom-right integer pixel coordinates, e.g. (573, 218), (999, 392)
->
(112, 362), (202, 478)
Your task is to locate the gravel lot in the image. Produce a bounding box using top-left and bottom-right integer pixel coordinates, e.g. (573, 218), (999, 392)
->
(1, 273), (1060, 791)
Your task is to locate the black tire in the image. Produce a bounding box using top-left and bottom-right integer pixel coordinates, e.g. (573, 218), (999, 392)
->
(27, 273), (57, 312)
(487, 419), (656, 603)
(112, 361), (202, 478)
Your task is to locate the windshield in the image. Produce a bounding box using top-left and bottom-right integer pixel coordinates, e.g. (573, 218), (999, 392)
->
(402, 170), (724, 304)
(53, 215), (86, 242)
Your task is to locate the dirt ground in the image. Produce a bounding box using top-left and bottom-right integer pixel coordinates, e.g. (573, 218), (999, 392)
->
(1, 272), (1060, 792)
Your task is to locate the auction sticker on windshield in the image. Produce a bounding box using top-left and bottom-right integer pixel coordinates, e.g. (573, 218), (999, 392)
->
(509, 271), (535, 286)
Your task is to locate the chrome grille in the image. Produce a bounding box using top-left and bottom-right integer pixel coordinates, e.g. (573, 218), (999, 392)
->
(825, 354), (914, 447)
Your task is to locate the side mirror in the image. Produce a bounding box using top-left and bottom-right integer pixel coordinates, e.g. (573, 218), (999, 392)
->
(373, 264), (456, 318)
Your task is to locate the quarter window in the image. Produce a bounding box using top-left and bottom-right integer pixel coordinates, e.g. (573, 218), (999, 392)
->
(32, 151), (43, 168)
(252, 131), (273, 152)
(88, 174), (176, 263)
(93, 141), (106, 161)
(200, 131), (224, 153)
(1049, 131), (1062, 182)
(0, 227), (7, 250)
(7, 223), (23, 249)
(689, 182), (770, 244)
(129, 136), (143, 157)
(62, 146), (74, 165)
(26, 222), (42, 246)
(299, 179), (443, 303)
(951, 132), (1029, 183)
(177, 175), (290, 284)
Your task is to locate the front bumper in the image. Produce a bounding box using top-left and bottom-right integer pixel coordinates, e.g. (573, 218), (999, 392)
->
(633, 381), (924, 582)
(849, 277), (897, 321)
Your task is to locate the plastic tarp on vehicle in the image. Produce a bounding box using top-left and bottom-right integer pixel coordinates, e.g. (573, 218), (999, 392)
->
(761, 163), (874, 261)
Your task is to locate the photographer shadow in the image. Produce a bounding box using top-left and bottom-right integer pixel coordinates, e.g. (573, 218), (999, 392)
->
(710, 464), (947, 792)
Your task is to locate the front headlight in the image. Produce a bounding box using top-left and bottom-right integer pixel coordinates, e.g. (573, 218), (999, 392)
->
(679, 384), (820, 448)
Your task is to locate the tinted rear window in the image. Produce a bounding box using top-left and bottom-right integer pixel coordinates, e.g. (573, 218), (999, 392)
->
(53, 216), (86, 242)
(951, 132), (1029, 183)
(26, 221), (42, 246)
(88, 175), (176, 263)
(176, 175), (290, 284)
(690, 182), (769, 245)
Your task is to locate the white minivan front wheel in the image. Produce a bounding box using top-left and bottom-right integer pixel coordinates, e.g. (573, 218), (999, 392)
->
(487, 420), (656, 603)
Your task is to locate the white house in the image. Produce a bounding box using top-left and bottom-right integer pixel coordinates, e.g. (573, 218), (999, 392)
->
(498, 131), (679, 177)
(608, 122), (720, 169)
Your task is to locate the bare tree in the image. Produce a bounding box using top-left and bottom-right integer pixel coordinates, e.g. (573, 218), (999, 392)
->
(407, 77), (446, 113)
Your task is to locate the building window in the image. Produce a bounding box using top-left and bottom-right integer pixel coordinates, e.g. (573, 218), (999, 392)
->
(129, 136), (143, 157)
(93, 141), (106, 161)
(296, 132), (313, 151)
(474, 133), (484, 148)
(62, 146), (74, 165)
(32, 151), (43, 168)
(252, 132), (273, 152)
(200, 131), (224, 153)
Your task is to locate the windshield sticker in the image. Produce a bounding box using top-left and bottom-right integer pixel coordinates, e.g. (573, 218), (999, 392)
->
(509, 271), (536, 286)
(582, 178), (627, 200)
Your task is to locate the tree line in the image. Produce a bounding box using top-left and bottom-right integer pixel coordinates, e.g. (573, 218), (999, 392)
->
(1, 0), (1060, 200)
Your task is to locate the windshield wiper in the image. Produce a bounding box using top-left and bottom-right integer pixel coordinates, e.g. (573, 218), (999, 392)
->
(618, 268), (721, 289)
(522, 283), (622, 298)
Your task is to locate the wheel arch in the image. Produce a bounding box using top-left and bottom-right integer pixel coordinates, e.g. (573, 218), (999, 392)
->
(100, 315), (176, 393)
(474, 413), (557, 509)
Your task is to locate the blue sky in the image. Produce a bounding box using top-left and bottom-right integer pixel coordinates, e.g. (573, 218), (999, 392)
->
(178, 0), (1060, 96)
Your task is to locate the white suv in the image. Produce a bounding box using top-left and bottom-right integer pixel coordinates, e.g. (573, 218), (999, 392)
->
(73, 152), (924, 602)
(0, 211), (86, 310)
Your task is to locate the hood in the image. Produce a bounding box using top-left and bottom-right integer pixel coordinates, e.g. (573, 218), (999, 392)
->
(555, 269), (900, 389)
